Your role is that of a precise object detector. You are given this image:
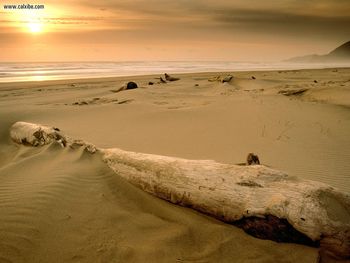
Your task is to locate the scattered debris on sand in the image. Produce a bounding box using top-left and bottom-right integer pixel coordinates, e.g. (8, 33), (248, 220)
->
(117, 99), (133, 104)
(222, 75), (233, 83)
(126, 81), (138, 90)
(208, 75), (234, 83)
(246, 153), (260, 165)
(165, 73), (180, 81)
(71, 97), (131, 106)
(110, 81), (139, 93)
(278, 88), (308, 96)
(155, 77), (167, 83)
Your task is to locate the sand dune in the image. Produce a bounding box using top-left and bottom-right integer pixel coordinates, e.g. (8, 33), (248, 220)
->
(0, 68), (350, 262)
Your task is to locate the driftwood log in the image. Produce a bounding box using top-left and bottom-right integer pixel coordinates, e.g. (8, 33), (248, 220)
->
(10, 122), (96, 153)
(9, 122), (350, 260)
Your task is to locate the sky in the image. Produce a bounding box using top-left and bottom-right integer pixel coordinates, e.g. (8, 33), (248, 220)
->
(1, 0), (349, 62)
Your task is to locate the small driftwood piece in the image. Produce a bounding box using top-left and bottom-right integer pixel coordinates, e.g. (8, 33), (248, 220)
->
(155, 77), (167, 83)
(246, 153), (260, 165)
(208, 75), (234, 83)
(164, 73), (180, 81)
(278, 88), (308, 96)
(9, 122), (350, 260)
(10, 122), (96, 153)
(10, 122), (67, 147)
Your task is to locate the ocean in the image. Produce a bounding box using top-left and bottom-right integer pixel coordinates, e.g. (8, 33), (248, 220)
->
(0, 61), (348, 82)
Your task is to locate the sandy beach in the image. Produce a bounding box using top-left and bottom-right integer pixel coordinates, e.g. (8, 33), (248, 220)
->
(0, 68), (350, 262)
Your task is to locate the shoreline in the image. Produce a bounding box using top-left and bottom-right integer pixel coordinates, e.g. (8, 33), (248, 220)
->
(1, 66), (349, 90)
(1, 60), (349, 84)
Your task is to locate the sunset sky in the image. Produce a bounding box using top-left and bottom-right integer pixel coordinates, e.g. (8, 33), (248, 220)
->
(1, 0), (349, 62)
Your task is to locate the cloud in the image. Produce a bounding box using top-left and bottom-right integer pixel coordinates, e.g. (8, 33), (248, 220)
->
(80, 0), (350, 17)
(75, 0), (350, 38)
(81, 0), (192, 16)
(210, 8), (350, 37)
(3, 0), (348, 38)
(43, 16), (102, 25)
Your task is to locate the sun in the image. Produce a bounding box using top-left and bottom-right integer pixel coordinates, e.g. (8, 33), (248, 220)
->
(28, 22), (43, 33)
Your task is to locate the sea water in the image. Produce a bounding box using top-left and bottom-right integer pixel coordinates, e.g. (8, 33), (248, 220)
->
(0, 61), (349, 83)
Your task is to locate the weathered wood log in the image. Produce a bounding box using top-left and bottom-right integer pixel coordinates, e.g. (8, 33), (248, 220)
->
(10, 122), (96, 153)
(102, 148), (350, 259)
(10, 122), (67, 147)
(9, 121), (350, 260)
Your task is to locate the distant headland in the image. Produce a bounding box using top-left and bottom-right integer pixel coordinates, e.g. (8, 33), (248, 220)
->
(287, 41), (350, 63)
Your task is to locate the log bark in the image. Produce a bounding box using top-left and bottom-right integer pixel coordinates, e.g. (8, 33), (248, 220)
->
(9, 121), (350, 260)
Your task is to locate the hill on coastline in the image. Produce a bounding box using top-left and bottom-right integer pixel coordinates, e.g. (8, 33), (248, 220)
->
(287, 41), (350, 63)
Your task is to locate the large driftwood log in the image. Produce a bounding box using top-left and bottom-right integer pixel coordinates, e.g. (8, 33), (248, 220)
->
(102, 149), (350, 259)
(9, 122), (350, 260)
